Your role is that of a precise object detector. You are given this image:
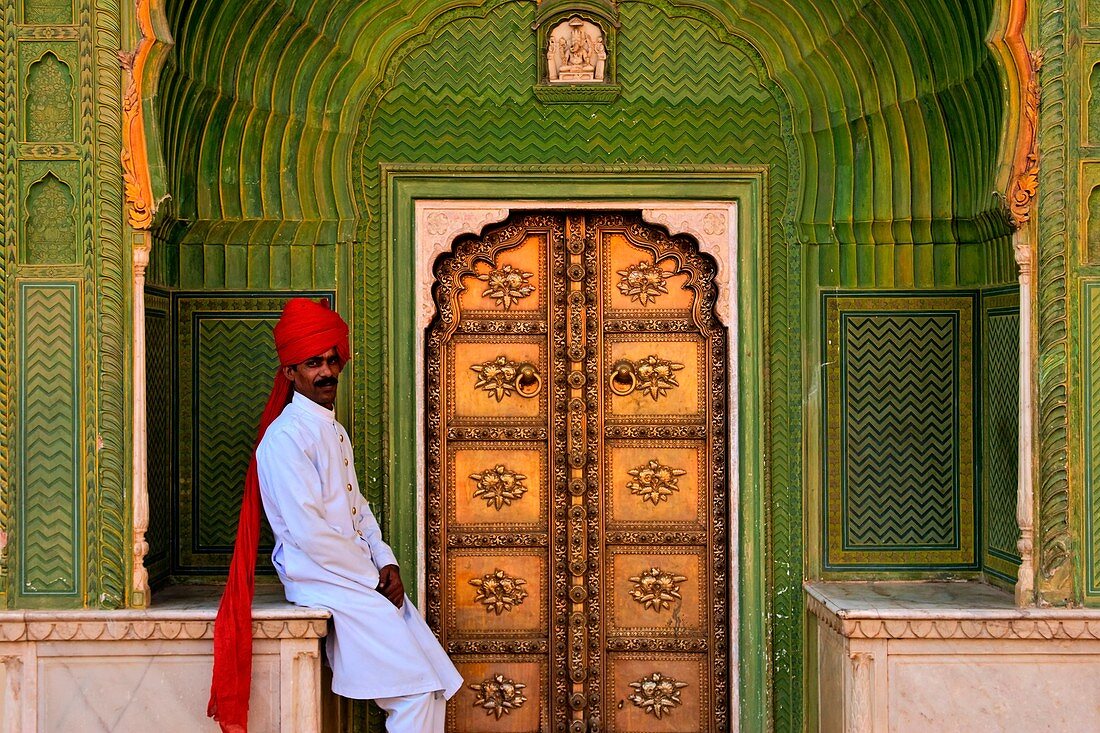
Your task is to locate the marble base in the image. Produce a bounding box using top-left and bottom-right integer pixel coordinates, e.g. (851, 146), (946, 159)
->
(0, 586), (330, 732)
(807, 581), (1100, 733)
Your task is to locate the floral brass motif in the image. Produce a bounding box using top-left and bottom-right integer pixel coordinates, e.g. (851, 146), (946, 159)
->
(470, 568), (529, 614)
(471, 356), (542, 401)
(617, 260), (673, 305)
(469, 465), (529, 510)
(628, 567), (688, 611)
(470, 674), (528, 719)
(627, 459), (687, 505)
(608, 355), (684, 400)
(628, 672), (689, 718)
(477, 264), (535, 309)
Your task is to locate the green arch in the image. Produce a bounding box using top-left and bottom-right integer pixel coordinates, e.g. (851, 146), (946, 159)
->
(151, 0), (1007, 248)
(146, 2), (1012, 730)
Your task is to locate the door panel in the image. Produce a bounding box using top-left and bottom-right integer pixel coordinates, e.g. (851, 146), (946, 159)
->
(450, 444), (546, 527)
(607, 655), (705, 733)
(605, 443), (706, 525)
(449, 338), (546, 420)
(428, 212), (728, 732)
(606, 548), (706, 632)
(450, 656), (547, 733)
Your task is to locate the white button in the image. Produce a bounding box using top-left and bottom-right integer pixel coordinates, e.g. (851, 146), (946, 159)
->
(339, 435), (344, 442)
(356, 529), (363, 538)
(344, 458), (349, 466)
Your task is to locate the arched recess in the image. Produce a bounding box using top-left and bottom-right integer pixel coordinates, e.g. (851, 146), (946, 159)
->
(127, 0), (1020, 730)
(143, 0), (1007, 248)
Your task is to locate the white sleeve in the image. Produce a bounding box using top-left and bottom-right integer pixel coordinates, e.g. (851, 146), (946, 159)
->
(257, 428), (378, 588)
(356, 493), (398, 569)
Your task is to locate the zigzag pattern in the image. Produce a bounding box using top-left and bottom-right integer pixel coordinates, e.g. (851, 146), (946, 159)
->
(356, 0), (791, 521)
(195, 318), (278, 548)
(843, 314), (958, 548)
(984, 312), (1021, 559)
(20, 287), (78, 594)
(1090, 289), (1100, 592)
(370, 4), (784, 169)
(145, 311), (172, 582)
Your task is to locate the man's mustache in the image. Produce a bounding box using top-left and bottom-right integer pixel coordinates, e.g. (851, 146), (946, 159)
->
(314, 376), (338, 388)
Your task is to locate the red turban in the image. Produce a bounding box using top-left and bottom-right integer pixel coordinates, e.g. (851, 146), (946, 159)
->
(208, 298), (350, 733)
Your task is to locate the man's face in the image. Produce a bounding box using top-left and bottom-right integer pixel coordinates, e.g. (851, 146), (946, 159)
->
(284, 347), (344, 409)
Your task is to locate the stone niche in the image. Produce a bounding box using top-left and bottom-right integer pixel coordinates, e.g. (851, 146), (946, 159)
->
(533, 1), (620, 104)
(546, 16), (607, 83)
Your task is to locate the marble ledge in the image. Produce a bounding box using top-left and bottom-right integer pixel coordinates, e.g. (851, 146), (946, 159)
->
(806, 581), (1100, 641)
(0, 584), (329, 643)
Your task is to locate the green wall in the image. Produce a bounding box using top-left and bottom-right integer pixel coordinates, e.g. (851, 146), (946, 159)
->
(1052, 0), (1100, 606)
(141, 0), (1015, 730)
(0, 0), (131, 609)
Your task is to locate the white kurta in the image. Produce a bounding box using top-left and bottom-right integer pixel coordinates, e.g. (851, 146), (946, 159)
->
(256, 392), (463, 700)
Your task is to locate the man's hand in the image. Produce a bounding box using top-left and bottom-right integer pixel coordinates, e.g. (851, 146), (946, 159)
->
(377, 564), (404, 608)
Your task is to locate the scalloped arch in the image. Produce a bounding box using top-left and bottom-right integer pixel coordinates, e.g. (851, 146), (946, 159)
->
(151, 0), (1008, 247)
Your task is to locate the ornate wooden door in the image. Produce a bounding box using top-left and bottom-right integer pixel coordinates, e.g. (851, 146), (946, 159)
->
(426, 212), (729, 733)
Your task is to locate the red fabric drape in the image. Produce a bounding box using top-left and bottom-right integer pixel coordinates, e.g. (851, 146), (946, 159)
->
(207, 298), (350, 733)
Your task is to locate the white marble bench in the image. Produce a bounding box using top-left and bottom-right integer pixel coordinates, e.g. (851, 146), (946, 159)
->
(0, 585), (330, 732)
(806, 581), (1100, 732)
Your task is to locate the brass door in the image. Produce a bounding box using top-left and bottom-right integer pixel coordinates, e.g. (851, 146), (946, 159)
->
(426, 212), (729, 733)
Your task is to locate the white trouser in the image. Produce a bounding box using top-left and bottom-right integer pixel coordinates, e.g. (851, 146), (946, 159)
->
(375, 690), (446, 733)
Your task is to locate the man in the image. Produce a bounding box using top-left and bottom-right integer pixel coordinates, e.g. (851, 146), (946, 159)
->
(209, 298), (461, 733)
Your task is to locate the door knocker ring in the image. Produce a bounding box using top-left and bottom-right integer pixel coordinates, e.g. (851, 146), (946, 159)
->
(608, 360), (637, 396)
(516, 362), (542, 398)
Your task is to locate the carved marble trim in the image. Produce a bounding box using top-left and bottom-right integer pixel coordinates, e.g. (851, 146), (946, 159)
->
(987, 0), (1040, 605)
(641, 205), (736, 325)
(806, 590), (1100, 641)
(125, 0), (173, 608)
(0, 617), (327, 642)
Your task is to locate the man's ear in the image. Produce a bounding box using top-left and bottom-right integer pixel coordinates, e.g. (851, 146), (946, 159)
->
(283, 364), (296, 380)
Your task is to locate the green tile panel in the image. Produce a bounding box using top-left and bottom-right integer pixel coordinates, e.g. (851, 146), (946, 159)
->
(173, 292), (332, 574)
(981, 289), (1021, 584)
(824, 293), (978, 571)
(145, 289), (172, 588)
(17, 282), (81, 602)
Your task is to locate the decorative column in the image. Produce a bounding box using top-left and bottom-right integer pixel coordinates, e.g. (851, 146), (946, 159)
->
(992, 0), (1041, 607)
(120, 0), (170, 607)
(1008, 45), (1040, 604)
(130, 235), (151, 607)
(1014, 228), (1036, 606)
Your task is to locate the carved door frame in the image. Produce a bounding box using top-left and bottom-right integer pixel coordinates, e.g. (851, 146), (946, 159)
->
(411, 198), (741, 725)
(374, 163), (766, 729)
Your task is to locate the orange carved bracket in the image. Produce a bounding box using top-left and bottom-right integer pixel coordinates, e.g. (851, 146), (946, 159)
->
(990, 0), (1041, 229)
(121, 0), (172, 231)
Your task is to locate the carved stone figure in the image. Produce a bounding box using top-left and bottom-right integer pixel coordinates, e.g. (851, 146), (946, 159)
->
(547, 37), (559, 81)
(564, 18), (592, 68)
(546, 16), (603, 83)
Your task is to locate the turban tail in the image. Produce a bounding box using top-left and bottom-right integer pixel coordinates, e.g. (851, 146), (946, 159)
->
(208, 298), (349, 733)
